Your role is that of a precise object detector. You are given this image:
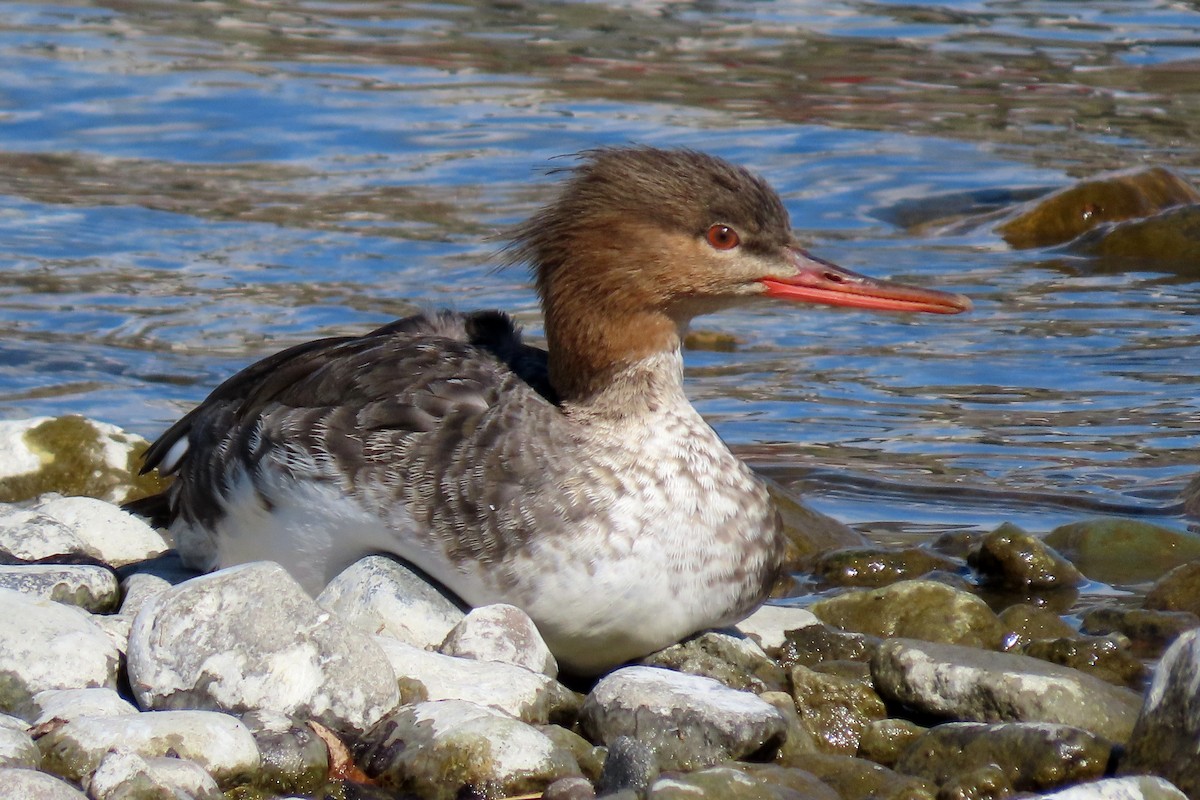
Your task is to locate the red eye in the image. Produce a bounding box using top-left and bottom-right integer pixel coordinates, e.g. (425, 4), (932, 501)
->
(706, 224), (740, 250)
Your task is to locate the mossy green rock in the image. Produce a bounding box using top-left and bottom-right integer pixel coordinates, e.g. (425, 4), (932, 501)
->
(1065, 204), (1200, 263)
(996, 167), (1200, 249)
(789, 665), (887, 755)
(969, 523), (1083, 590)
(1144, 561), (1200, 616)
(0, 416), (168, 505)
(1079, 606), (1199, 658)
(776, 752), (936, 800)
(776, 624), (880, 671)
(812, 546), (961, 589)
(1017, 634), (1146, 688)
(809, 580), (1007, 650)
(1043, 518), (1200, 585)
(858, 719), (926, 768)
(998, 603), (1077, 647)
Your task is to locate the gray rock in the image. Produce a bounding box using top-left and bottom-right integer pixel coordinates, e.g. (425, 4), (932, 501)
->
(360, 699), (581, 800)
(441, 603), (558, 678)
(374, 636), (579, 724)
(872, 638), (1142, 743)
(33, 495), (166, 568)
(0, 588), (120, 719)
(0, 712), (39, 769)
(29, 689), (138, 727)
(544, 774), (598, 800)
(0, 767), (88, 799)
(895, 721), (1111, 791)
(36, 710), (259, 789)
(89, 748), (223, 800)
(90, 614), (133, 657)
(580, 666), (788, 772)
(641, 629), (787, 694)
(0, 507), (95, 561)
(127, 561), (399, 736)
(597, 736), (658, 796)
(317, 555), (465, 648)
(1119, 629), (1200, 797)
(735, 603), (821, 652)
(1043, 776), (1189, 800)
(240, 710), (329, 796)
(0, 564), (120, 612)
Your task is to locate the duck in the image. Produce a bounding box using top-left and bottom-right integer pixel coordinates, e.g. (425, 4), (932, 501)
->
(134, 146), (971, 675)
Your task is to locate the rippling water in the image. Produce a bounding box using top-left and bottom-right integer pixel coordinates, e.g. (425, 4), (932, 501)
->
(1, 1), (1198, 564)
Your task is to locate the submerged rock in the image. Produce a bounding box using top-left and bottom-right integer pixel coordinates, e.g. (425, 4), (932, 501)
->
(809, 579), (1007, 650)
(871, 638), (1142, 743)
(128, 561), (399, 736)
(1064, 204), (1200, 264)
(995, 167), (1200, 249)
(1043, 519), (1200, 585)
(1119, 629), (1200, 798)
(1144, 561), (1200, 617)
(580, 666), (788, 772)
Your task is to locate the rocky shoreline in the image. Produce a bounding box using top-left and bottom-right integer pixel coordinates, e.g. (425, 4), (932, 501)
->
(1, 416), (1199, 800)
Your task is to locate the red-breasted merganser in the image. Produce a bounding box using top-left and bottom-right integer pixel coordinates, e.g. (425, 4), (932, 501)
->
(135, 147), (970, 674)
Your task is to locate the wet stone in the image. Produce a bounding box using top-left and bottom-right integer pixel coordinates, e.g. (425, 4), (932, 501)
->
(128, 561), (399, 737)
(1065, 203), (1200, 262)
(545, 774), (599, 800)
(0, 588), (120, 720)
(440, 602), (558, 677)
(33, 494), (167, 568)
(580, 666), (788, 772)
(36, 709), (260, 789)
(317, 554), (466, 649)
(789, 664), (887, 755)
(772, 489), (867, 571)
(737, 763), (844, 800)
(648, 764), (807, 799)
(1017, 633), (1146, 689)
(759, 690), (820, 762)
(998, 603), (1077, 647)
(0, 711), (39, 769)
(968, 523), (1083, 590)
(894, 722), (1112, 793)
(1144, 561), (1200, 617)
(539, 723), (606, 783)
(776, 623), (880, 671)
(780, 752), (936, 800)
(1119, 628), (1200, 798)
(240, 710), (329, 796)
(374, 635), (579, 724)
(811, 546), (962, 589)
(28, 688), (138, 727)
(1043, 776), (1190, 800)
(736, 603), (821, 652)
(1044, 519), (1200, 585)
(640, 629), (788, 693)
(858, 718), (927, 768)
(0, 767), (88, 799)
(0, 563), (120, 612)
(871, 638), (1142, 744)
(1080, 605), (1199, 658)
(89, 748), (223, 800)
(809, 580), (1007, 650)
(597, 735), (659, 797)
(359, 699), (581, 800)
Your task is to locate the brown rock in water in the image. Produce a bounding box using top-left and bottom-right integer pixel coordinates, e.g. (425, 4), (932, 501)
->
(1064, 203), (1200, 264)
(1016, 634), (1147, 689)
(968, 523), (1083, 590)
(774, 752), (936, 800)
(768, 481), (867, 574)
(1080, 605), (1200, 659)
(1144, 561), (1200, 617)
(996, 167), (1200, 249)
(1043, 518), (1200, 585)
(776, 624), (881, 671)
(998, 603), (1077, 647)
(812, 546), (963, 589)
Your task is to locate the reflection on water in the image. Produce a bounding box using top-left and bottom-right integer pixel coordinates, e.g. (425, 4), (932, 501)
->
(0, 0), (1198, 559)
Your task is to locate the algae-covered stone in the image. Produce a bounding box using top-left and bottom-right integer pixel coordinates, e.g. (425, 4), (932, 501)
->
(759, 690), (820, 762)
(858, 719), (926, 768)
(0, 564), (120, 612)
(809, 580), (1007, 650)
(1065, 204), (1200, 262)
(0, 416), (167, 505)
(0, 712), (39, 769)
(999, 603), (1078, 647)
(317, 555), (465, 648)
(360, 699), (581, 800)
(640, 629), (788, 693)
(89, 748), (224, 800)
(995, 167), (1200, 249)
(895, 722), (1112, 791)
(0, 588), (120, 719)
(373, 636), (579, 724)
(539, 723), (605, 783)
(776, 751), (936, 800)
(128, 562), (399, 736)
(1080, 605), (1199, 657)
(969, 523), (1083, 589)
(580, 666), (788, 772)
(1144, 561), (1200, 617)
(776, 623), (880, 671)
(1018, 633), (1146, 688)
(1044, 519), (1200, 585)
(37, 709), (259, 789)
(812, 546), (961, 589)
(789, 665), (886, 755)
(872, 638), (1142, 743)
(1119, 629), (1200, 798)
(0, 767), (88, 798)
